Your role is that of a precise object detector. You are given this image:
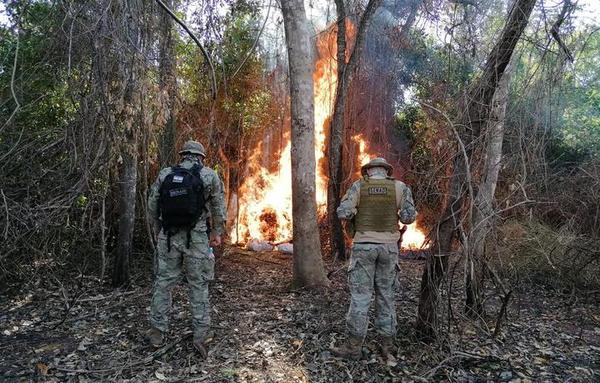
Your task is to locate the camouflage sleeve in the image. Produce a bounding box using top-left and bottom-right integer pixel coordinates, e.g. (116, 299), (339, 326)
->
(337, 180), (361, 220)
(399, 184), (417, 224)
(148, 174), (162, 224)
(208, 171), (226, 236)
(148, 168), (172, 225)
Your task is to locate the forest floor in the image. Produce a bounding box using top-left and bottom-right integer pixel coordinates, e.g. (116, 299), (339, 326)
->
(1, 246), (599, 383)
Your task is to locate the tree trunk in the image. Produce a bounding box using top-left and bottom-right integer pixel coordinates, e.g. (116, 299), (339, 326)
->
(465, 67), (511, 316)
(416, 0), (537, 340)
(111, 0), (145, 287)
(113, 141), (138, 287)
(281, 0), (329, 287)
(328, 0), (381, 260)
(158, 0), (177, 168)
(327, 0), (348, 261)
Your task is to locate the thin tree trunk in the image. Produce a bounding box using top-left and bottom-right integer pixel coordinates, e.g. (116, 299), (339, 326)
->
(158, 0), (177, 168)
(328, 0), (381, 260)
(328, 0), (348, 261)
(416, 0), (537, 340)
(281, 0), (329, 287)
(465, 66), (511, 317)
(113, 142), (138, 287)
(218, 146), (231, 212)
(100, 193), (107, 281)
(112, 0), (145, 287)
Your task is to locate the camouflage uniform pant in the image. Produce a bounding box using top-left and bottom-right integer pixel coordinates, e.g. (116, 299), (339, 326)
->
(149, 229), (214, 340)
(346, 242), (399, 339)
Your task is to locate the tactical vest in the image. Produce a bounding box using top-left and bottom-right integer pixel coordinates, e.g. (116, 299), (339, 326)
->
(354, 178), (398, 233)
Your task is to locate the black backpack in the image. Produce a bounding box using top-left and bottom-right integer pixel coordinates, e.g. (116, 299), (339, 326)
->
(158, 164), (206, 249)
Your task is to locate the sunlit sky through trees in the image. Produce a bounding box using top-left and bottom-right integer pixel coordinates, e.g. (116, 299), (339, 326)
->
(1, 1), (599, 27)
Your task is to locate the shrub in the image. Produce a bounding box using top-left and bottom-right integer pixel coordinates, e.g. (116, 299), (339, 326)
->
(493, 219), (600, 290)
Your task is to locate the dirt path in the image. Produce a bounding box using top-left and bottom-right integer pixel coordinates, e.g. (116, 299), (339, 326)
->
(1, 247), (599, 382)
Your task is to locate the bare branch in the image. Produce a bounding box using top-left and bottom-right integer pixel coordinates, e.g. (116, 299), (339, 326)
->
(549, 0), (575, 62)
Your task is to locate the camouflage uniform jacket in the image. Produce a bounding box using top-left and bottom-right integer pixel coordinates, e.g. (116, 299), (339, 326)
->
(148, 158), (226, 236)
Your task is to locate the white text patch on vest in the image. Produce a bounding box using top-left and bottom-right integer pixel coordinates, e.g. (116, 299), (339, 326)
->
(368, 187), (388, 195)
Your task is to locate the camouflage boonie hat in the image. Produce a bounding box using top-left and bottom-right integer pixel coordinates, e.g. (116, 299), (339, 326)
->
(179, 140), (206, 157)
(361, 157), (393, 176)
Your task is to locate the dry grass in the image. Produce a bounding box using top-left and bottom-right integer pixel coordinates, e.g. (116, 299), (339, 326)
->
(492, 219), (600, 290)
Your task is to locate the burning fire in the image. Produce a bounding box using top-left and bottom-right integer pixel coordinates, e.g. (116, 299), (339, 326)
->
(401, 223), (428, 250)
(230, 23), (429, 250)
(353, 134), (372, 167)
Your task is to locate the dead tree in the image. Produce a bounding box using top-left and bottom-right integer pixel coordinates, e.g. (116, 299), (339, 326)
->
(416, 0), (537, 340)
(328, 0), (382, 260)
(465, 0), (576, 316)
(465, 67), (511, 316)
(280, 0), (329, 287)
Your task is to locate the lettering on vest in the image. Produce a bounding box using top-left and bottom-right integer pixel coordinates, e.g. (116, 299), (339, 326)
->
(368, 186), (388, 195)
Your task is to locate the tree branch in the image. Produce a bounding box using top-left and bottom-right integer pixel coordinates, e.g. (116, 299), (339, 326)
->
(342, 0), (382, 83)
(549, 0), (575, 62)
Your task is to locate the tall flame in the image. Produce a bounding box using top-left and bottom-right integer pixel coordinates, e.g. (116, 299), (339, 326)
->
(230, 22), (428, 250)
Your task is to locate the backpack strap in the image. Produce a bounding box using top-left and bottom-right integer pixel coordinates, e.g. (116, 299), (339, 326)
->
(158, 165), (178, 228)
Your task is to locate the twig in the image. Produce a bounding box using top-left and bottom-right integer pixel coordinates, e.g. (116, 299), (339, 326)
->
(422, 350), (493, 379)
(1, 189), (9, 240)
(76, 289), (139, 303)
(54, 333), (192, 375)
(327, 262), (349, 278)
(493, 290), (513, 338)
(45, 291), (145, 327)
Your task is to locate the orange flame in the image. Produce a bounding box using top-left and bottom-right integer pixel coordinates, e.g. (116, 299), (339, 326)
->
(230, 22), (428, 250)
(402, 223), (428, 250)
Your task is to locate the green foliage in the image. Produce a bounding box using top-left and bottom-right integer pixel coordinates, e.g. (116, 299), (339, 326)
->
(0, 2), (75, 181)
(178, 0), (276, 163)
(556, 30), (600, 158)
(395, 105), (429, 157)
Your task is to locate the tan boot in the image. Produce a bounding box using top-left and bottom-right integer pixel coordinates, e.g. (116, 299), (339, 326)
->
(330, 336), (363, 360)
(146, 327), (164, 348)
(380, 337), (396, 359)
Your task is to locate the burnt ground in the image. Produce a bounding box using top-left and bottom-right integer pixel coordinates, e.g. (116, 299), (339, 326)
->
(1, 246), (599, 382)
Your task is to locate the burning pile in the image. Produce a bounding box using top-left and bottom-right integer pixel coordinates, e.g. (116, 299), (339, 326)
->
(229, 23), (428, 251)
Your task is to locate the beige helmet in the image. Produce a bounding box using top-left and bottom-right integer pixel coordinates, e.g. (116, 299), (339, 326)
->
(179, 140), (206, 157)
(361, 157), (393, 177)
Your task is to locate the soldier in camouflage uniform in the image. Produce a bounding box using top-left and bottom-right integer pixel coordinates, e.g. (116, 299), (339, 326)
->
(331, 157), (417, 360)
(146, 140), (226, 358)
